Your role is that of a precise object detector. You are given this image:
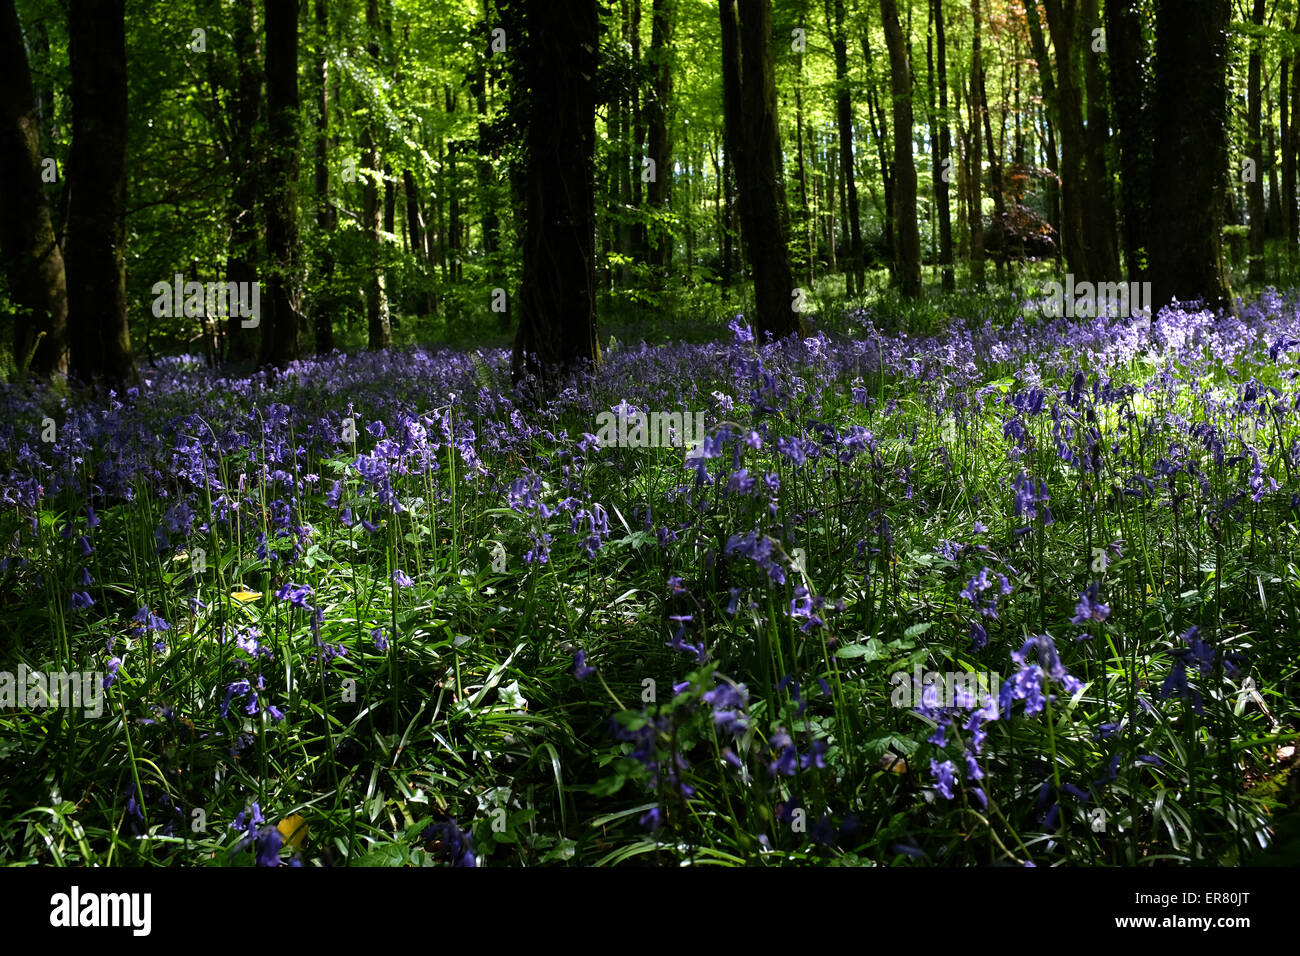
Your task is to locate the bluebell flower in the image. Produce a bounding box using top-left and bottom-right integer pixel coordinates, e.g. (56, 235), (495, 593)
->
(422, 818), (477, 866)
(1071, 581), (1110, 626)
(572, 649), (596, 681)
(930, 758), (958, 799)
(274, 582), (313, 608)
(800, 739), (828, 770)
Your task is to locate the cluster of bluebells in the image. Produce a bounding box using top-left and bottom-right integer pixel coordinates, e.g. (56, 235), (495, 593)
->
(1011, 470), (1053, 532)
(1158, 625), (1245, 715)
(914, 678), (999, 811)
(960, 566), (1013, 619)
(230, 803), (287, 867)
(1000, 633), (1084, 716)
(1071, 582), (1110, 632)
(275, 581), (345, 666)
(221, 625), (284, 723)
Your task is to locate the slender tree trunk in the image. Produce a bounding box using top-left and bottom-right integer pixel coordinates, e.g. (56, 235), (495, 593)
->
(882, 0), (921, 298)
(1038, 0), (1085, 278)
(1106, 0), (1151, 280)
(629, 0), (647, 265)
(794, 24), (814, 287)
(1290, 19), (1300, 253)
(64, 0), (132, 384)
(512, 0), (600, 387)
(474, 60), (501, 294)
(967, 4), (985, 288)
(646, 0), (676, 275)
(1268, 104), (1282, 239)
(1282, 51), (1293, 248)
(1247, 0), (1265, 283)
(827, 0), (863, 296)
(721, 0), (799, 339)
(220, 0), (261, 363)
(1081, 0), (1118, 278)
(404, 171), (425, 264)
(974, 3), (1005, 281)
(932, 0), (955, 290)
(360, 0), (390, 351)
(1042, 0), (1117, 282)
(0, 0), (68, 378)
(313, 0), (335, 354)
(862, 28), (894, 282)
(259, 0), (302, 366)
(825, 129), (839, 274)
(1149, 0), (1230, 313)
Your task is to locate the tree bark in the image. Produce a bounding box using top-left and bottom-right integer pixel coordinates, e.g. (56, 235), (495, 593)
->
(1247, 0), (1265, 284)
(828, 0), (863, 296)
(511, 0), (600, 388)
(721, 0), (799, 340)
(1041, 0), (1118, 283)
(0, 0), (68, 379)
(218, 0), (262, 363)
(1080, 0), (1118, 278)
(64, 0), (132, 384)
(1291, 16), (1300, 252)
(361, 0), (391, 351)
(882, 0), (921, 298)
(931, 0), (955, 291)
(313, 0), (335, 355)
(794, 39), (813, 288)
(646, 0), (676, 275)
(1105, 0), (1151, 280)
(862, 28), (895, 281)
(967, 1), (985, 288)
(629, 0), (647, 264)
(259, 0), (302, 367)
(1149, 0), (1230, 313)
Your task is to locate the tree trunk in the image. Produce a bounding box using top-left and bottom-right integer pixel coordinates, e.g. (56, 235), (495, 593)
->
(1283, 50), (1293, 248)
(1080, 0), (1118, 279)
(828, 0), (863, 296)
(258, 0), (302, 367)
(0, 0), (68, 379)
(361, 0), (391, 351)
(1042, 0), (1118, 283)
(646, 0), (676, 275)
(1149, 0), (1230, 313)
(967, 3), (985, 288)
(794, 24), (814, 288)
(931, 0), (955, 291)
(629, 0), (647, 265)
(1291, 18), (1300, 252)
(721, 0), (799, 340)
(313, 0), (335, 355)
(218, 0), (261, 363)
(862, 28), (895, 282)
(1106, 0), (1151, 280)
(974, 2), (1006, 281)
(882, 0), (921, 298)
(64, 0), (132, 384)
(1268, 106), (1282, 239)
(511, 0), (600, 388)
(473, 58), (500, 293)
(1247, 0), (1265, 284)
